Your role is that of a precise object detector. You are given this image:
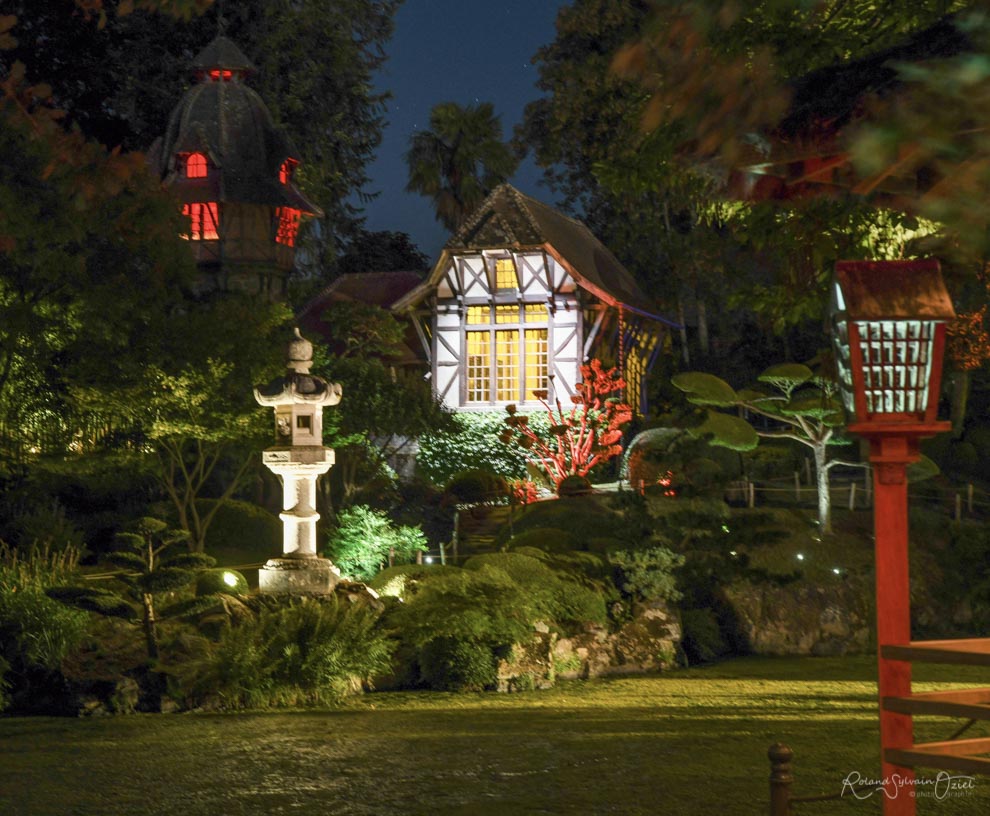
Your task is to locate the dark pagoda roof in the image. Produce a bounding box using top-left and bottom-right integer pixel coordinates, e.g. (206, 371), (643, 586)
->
(190, 35), (255, 75)
(148, 36), (320, 215)
(396, 184), (676, 325)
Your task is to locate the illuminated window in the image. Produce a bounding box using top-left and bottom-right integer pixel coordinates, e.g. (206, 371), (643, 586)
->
(464, 303), (549, 404)
(495, 257), (516, 290)
(279, 159), (297, 184)
(466, 332), (491, 402)
(625, 348), (646, 414)
(208, 69), (233, 81)
(181, 202), (219, 240)
(185, 153), (208, 178)
(275, 207), (302, 246)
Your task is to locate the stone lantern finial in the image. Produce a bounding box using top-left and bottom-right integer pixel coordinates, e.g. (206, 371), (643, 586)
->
(287, 327), (313, 374)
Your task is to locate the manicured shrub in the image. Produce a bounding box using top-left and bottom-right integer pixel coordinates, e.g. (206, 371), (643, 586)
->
(325, 505), (427, 581)
(463, 552), (607, 629)
(557, 474), (592, 497)
(195, 568), (249, 597)
(506, 527), (579, 554)
(608, 546), (684, 603)
(198, 499), (282, 567)
(394, 565), (538, 691)
(443, 469), (508, 505)
(680, 608), (729, 664)
(494, 496), (623, 548)
(181, 595), (394, 708)
(369, 563), (452, 599)
(418, 636), (498, 692)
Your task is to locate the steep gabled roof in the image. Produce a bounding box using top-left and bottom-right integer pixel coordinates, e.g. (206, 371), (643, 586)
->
(396, 184), (676, 325)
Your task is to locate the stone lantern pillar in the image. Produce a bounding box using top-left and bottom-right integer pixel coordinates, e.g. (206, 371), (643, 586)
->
(254, 328), (342, 594)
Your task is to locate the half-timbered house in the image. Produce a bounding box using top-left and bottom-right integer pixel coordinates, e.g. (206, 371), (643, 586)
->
(390, 184), (677, 414)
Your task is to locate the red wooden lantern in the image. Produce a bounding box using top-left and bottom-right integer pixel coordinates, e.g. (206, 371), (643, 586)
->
(830, 259), (955, 815)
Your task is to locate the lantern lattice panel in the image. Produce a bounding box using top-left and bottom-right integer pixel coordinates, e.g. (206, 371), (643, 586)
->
(835, 319), (937, 415)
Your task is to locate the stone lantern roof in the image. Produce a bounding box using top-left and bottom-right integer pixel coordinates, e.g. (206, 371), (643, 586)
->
(254, 329), (342, 407)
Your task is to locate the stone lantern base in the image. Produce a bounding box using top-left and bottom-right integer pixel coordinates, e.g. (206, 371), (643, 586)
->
(258, 556), (341, 596)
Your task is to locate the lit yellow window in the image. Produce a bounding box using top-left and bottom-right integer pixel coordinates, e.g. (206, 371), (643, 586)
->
(494, 305), (516, 324)
(466, 306), (489, 325)
(466, 332), (490, 402)
(524, 329), (548, 400)
(524, 304), (547, 323)
(495, 257), (516, 290)
(495, 330), (518, 401)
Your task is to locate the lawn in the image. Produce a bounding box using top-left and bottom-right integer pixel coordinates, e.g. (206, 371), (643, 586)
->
(1, 656), (988, 815)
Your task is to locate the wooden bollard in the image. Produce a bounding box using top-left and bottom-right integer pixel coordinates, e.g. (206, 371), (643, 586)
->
(749, 481), (756, 508)
(968, 483), (974, 513)
(849, 481), (857, 511)
(794, 471), (801, 501)
(956, 493), (962, 522)
(768, 742), (794, 816)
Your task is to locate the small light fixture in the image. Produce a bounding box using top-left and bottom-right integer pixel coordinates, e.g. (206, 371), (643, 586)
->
(832, 567), (841, 576)
(222, 571), (239, 587)
(796, 553), (805, 561)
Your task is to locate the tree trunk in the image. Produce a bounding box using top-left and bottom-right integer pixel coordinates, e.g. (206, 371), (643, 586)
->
(950, 369), (970, 439)
(697, 297), (709, 357)
(677, 296), (691, 366)
(142, 594), (159, 661)
(814, 444), (832, 535)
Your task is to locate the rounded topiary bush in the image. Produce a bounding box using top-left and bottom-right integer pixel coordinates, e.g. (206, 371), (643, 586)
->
(506, 527), (579, 554)
(369, 563), (454, 599)
(418, 636), (498, 691)
(199, 499), (282, 567)
(680, 608), (729, 664)
(557, 474), (593, 497)
(443, 469), (507, 505)
(195, 568), (249, 597)
(495, 496), (620, 548)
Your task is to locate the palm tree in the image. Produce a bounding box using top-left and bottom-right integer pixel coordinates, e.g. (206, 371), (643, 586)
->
(405, 102), (519, 232)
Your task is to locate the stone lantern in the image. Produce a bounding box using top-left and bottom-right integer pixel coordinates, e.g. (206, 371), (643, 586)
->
(254, 328), (342, 594)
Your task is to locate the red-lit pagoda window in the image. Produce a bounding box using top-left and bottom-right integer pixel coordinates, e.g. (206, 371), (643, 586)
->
(275, 207), (301, 247)
(181, 202), (219, 240)
(185, 152), (208, 178)
(208, 69), (233, 81)
(279, 159), (297, 184)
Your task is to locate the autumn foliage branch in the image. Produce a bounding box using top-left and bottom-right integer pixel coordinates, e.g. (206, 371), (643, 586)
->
(500, 360), (632, 489)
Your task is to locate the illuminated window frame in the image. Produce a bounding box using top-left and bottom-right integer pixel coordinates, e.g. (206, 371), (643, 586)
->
(275, 207), (302, 246)
(181, 202), (219, 240)
(279, 159), (298, 185)
(464, 303), (548, 404)
(494, 257), (517, 290)
(185, 152), (208, 179)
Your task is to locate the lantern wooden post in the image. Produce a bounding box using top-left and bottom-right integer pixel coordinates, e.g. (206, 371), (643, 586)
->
(831, 260), (955, 815)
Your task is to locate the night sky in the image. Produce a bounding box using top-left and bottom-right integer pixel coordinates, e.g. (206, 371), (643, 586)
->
(360, 0), (571, 259)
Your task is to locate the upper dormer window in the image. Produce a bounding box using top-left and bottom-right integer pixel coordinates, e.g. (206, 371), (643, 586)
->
(185, 152), (208, 178)
(495, 257), (517, 290)
(279, 159), (297, 185)
(208, 69), (233, 81)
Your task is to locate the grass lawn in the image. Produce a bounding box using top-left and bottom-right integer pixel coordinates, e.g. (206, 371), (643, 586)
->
(2, 656), (989, 815)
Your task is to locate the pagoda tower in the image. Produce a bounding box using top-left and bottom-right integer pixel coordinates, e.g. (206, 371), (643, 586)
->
(150, 36), (321, 298)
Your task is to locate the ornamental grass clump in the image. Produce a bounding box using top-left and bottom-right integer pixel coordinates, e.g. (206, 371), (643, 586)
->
(180, 596), (394, 709)
(0, 542), (90, 712)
